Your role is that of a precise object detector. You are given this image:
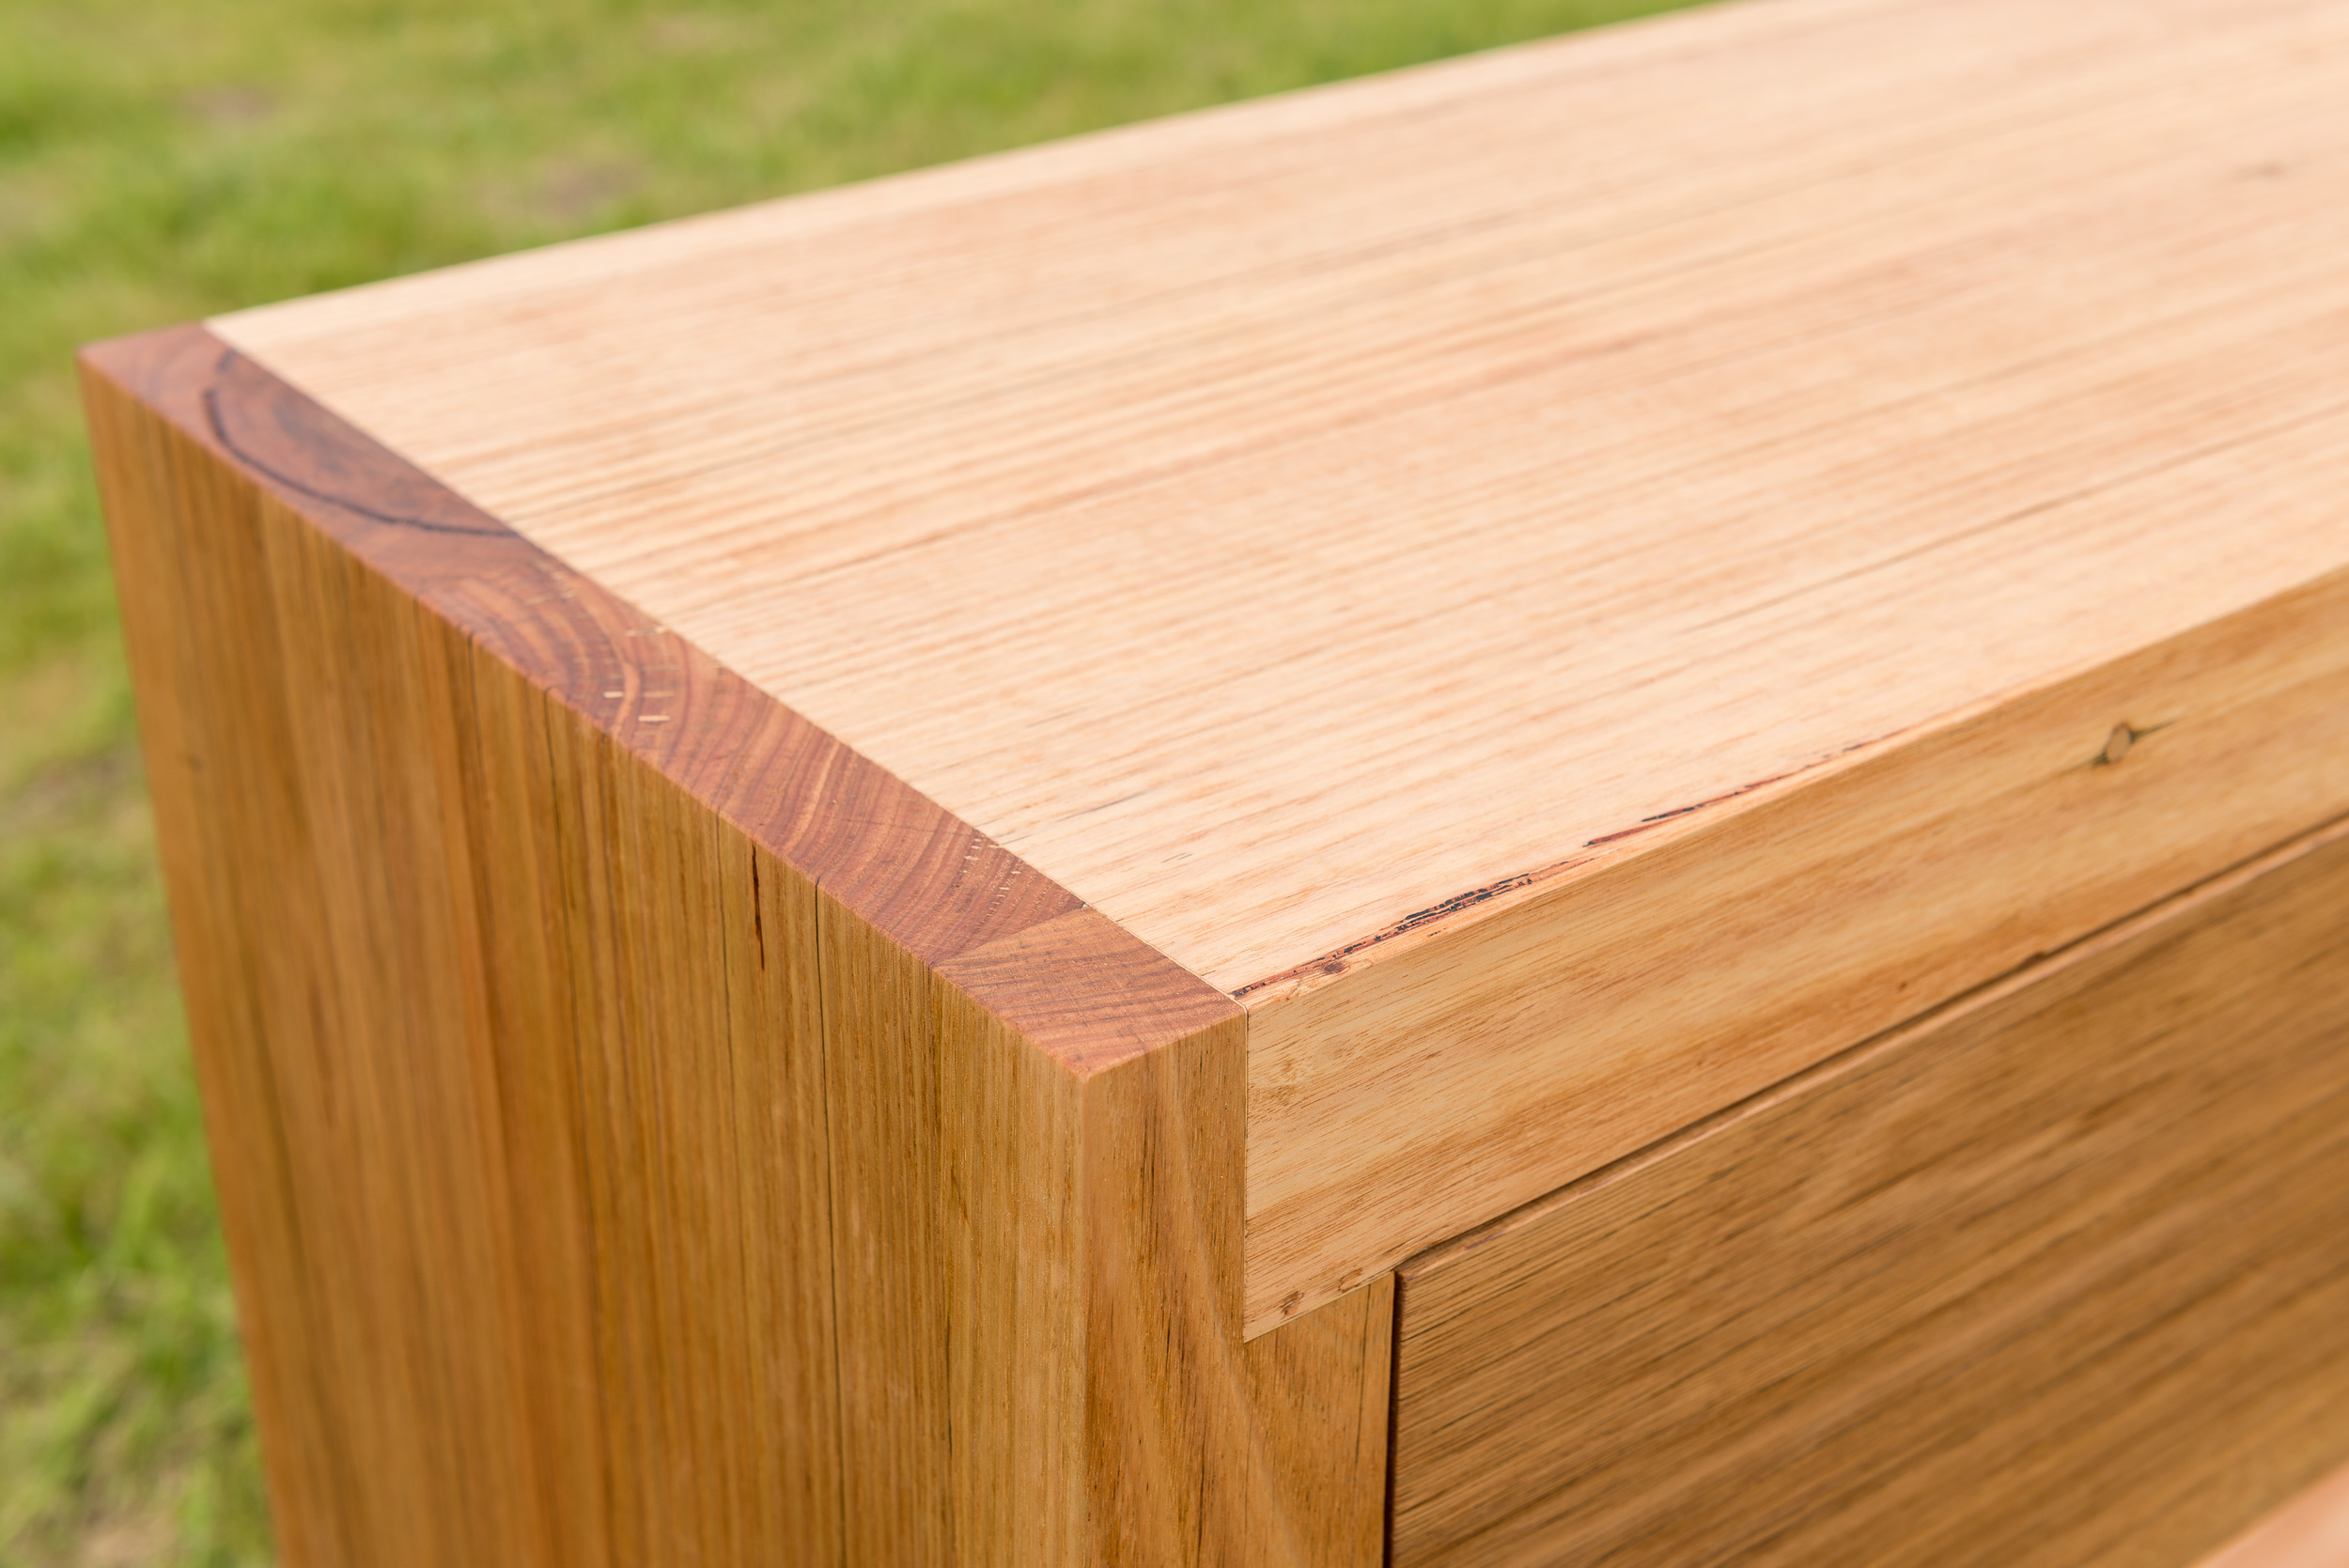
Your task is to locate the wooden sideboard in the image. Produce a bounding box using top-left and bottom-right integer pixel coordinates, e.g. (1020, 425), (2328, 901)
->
(83, 0), (2349, 1560)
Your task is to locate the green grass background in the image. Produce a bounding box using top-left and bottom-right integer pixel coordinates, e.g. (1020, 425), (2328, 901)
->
(0, 0), (1701, 1560)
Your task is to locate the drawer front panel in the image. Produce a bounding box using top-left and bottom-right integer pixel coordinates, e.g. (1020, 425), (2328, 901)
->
(1392, 817), (2349, 1568)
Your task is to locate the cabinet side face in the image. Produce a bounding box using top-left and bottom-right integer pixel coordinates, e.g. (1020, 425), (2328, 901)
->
(80, 326), (1392, 1567)
(1390, 815), (2349, 1568)
(83, 344), (847, 1566)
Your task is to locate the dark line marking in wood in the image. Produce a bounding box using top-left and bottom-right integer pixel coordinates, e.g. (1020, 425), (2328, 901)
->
(1384, 1265), (1407, 1568)
(199, 353), (507, 537)
(1230, 738), (1886, 1001)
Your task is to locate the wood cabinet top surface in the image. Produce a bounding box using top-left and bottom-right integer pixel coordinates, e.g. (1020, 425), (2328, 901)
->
(194, 0), (2349, 1329)
(213, 0), (2349, 999)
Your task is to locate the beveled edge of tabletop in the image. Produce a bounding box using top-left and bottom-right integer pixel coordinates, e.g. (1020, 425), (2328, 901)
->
(79, 321), (1237, 1079)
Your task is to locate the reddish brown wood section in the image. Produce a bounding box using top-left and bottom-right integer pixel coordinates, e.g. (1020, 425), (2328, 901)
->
(82, 323), (1390, 1567)
(90, 323), (1095, 989)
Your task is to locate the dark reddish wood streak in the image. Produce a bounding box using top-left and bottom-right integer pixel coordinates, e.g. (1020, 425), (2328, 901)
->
(1231, 743), (1886, 1001)
(941, 908), (1240, 1077)
(81, 322), (1237, 1059)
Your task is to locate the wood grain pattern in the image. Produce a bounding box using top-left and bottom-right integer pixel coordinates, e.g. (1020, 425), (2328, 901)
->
(1247, 569), (2349, 1327)
(88, 9), (2349, 1557)
(203, 0), (2349, 1328)
(1391, 814), (2349, 1568)
(82, 324), (1390, 1565)
(210, 0), (2349, 994)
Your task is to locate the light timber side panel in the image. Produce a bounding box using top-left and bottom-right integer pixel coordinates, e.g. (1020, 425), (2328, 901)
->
(82, 325), (1390, 1567)
(1391, 816), (2349, 1568)
(86, 330), (848, 1566)
(935, 909), (1394, 1568)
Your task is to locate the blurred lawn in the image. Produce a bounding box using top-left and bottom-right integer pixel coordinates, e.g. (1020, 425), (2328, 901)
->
(0, 0), (1703, 1560)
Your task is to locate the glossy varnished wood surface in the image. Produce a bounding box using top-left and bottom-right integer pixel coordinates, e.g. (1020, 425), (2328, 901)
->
(81, 325), (1390, 1565)
(203, 0), (2349, 1330)
(1390, 815), (2349, 1568)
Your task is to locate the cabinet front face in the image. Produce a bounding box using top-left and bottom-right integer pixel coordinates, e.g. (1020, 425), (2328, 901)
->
(1390, 819), (2349, 1568)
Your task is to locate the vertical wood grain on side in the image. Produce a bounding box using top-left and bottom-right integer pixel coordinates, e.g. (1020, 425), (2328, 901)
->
(1390, 815), (2349, 1568)
(937, 908), (1394, 1566)
(83, 325), (1391, 1565)
(817, 889), (952, 1562)
(84, 355), (848, 1566)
